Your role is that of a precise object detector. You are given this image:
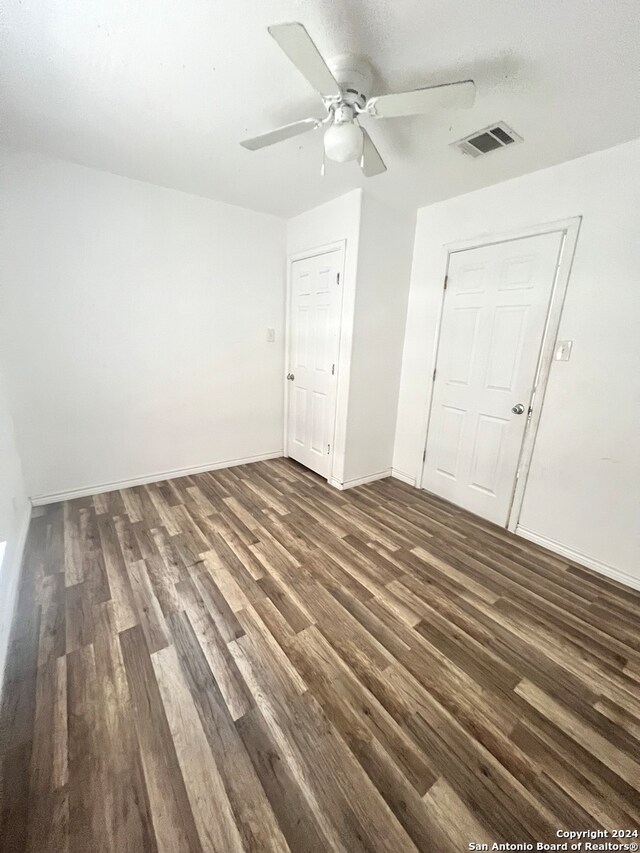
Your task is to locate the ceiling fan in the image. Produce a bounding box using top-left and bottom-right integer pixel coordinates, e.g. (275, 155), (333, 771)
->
(240, 22), (476, 177)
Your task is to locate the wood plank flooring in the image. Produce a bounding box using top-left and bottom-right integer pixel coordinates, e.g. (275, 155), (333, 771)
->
(1, 457), (639, 851)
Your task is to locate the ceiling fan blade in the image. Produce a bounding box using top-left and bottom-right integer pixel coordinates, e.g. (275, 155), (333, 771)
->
(240, 117), (320, 150)
(268, 22), (341, 99)
(367, 80), (476, 118)
(360, 129), (386, 177)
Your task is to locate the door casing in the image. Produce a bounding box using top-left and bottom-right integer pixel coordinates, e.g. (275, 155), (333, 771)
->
(419, 217), (581, 532)
(284, 240), (347, 483)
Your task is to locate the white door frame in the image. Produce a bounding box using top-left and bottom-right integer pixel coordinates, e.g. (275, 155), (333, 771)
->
(284, 240), (347, 483)
(419, 216), (581, 531)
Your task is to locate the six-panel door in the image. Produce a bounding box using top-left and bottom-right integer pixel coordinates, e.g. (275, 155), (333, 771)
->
(422, 232), (564, 525)
(287, 249), (342, 478)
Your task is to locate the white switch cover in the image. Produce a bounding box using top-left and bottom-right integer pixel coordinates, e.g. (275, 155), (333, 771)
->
(266, 328), (275, 343)
(554, 340), (573, 361)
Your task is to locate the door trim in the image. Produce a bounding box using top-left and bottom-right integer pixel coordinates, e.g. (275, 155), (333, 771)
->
(284, 240), (347, 483)
(418, 216), (581, 531)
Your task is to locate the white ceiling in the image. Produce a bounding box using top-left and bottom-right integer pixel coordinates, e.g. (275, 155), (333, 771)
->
(2, 0), (640, 218)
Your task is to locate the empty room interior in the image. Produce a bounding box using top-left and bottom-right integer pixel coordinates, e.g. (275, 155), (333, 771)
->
(1, 0), (640, 850)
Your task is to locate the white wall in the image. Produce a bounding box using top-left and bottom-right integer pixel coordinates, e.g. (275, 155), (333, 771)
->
(286, 190), (362, 484)
(0, 148), (286, 500)
(343, 195), (415, 484)
(394, 138), (640, 587)
(0, 367), (29, 686)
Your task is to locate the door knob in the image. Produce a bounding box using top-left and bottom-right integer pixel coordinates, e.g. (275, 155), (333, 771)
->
(511, 403), (525, 415)
(286, 373), (295, 381)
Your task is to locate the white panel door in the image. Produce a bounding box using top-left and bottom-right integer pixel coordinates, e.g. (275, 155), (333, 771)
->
(287, 248), (343, 478)
(422, 231), (563, 525)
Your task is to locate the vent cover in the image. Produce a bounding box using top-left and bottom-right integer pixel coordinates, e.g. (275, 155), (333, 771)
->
(453, 122), (523, 157)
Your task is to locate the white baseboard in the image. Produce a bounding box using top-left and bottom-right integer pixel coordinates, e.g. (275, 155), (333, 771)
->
(516, 525), (640, 592)
(0, 500), (33, 695)
(329, 469), (392, 491)
(31, 451), (283, 506)
(391, 468), (417, 487)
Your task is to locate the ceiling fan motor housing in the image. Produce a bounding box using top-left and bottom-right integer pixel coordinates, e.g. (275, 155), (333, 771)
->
(327, 55), (374, 109)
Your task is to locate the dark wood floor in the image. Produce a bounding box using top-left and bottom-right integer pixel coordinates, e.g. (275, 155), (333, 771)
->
(1, 458), (639, 852)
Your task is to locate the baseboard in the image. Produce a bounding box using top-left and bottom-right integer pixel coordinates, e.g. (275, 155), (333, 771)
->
(329, 469), (392, 491)
(516, 525), (640, 592)
(31, 451), (283, 506)
(0, 500), (32, 695)
(391, 468), (417, 487)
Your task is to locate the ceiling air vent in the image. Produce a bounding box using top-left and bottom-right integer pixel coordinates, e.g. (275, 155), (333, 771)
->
(453, 122), (523, 158)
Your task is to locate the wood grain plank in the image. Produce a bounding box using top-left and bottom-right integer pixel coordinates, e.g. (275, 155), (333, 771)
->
(67, 643), (110, 852)
(98, 516), (138, 633)
(235, 707), (331, 853)
(152, 644), (246, 853)
(168, 610), (291, 852)
(128, 559), (170, 654)
(92, 601), (158, 853)
(119, 625), (203, 853)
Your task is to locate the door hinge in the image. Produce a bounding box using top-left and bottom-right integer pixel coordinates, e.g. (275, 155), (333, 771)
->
(327, 444), (331, 455)
(433, 368), (437, 381)
(336, 272), (340, 285)
(443, 275), (448, 290)
(331, 363), (335, 375)
(423, 449), (426, 462)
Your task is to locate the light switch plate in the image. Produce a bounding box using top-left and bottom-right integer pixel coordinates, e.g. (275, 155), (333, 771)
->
(554, 340), (573, 361)
(266, 328), (275, 343)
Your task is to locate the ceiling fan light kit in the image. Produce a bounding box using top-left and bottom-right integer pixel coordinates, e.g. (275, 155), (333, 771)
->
(323, 106), (363, 163)
(240, 22), (476, 178)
